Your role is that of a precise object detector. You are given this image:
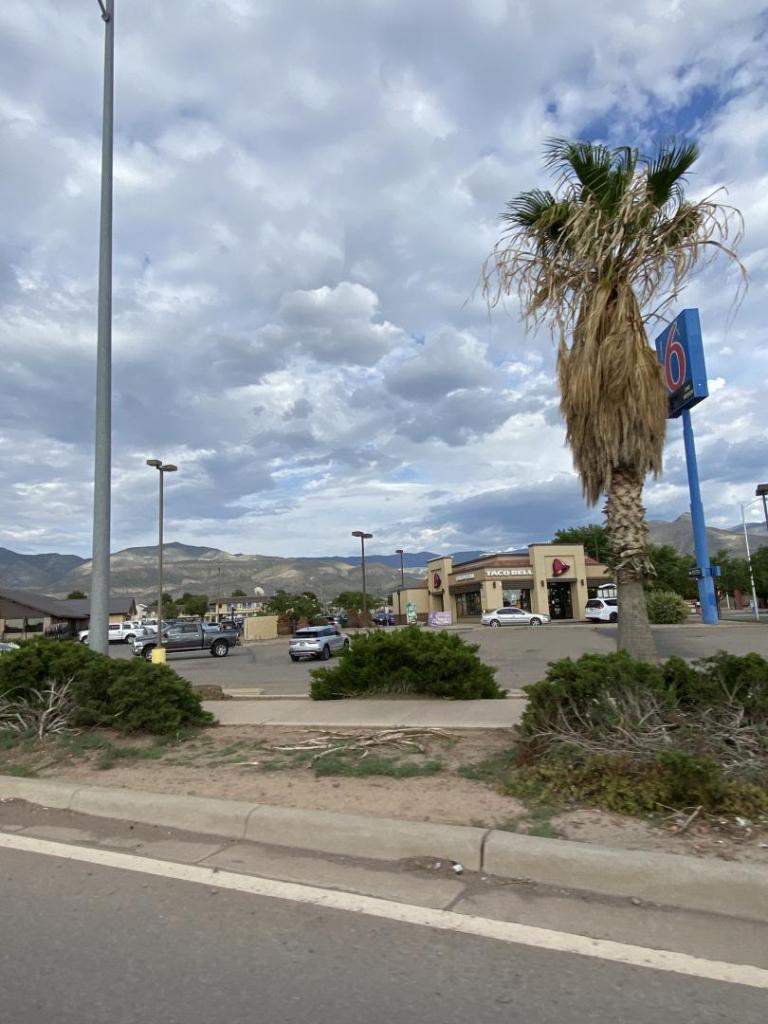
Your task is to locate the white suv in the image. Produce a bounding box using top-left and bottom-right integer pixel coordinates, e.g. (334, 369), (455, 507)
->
(585, 598), (618, 623)
(78, 621), (142, 644)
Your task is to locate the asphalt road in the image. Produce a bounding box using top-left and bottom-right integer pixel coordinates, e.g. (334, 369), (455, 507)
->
(2, 844), (765, 1024)
(110, 622), (768, 694)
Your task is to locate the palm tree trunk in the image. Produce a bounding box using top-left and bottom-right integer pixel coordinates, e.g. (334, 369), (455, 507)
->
(604, 469), (658, 663)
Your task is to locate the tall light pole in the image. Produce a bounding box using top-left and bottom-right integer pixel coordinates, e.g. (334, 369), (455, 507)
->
(147, 460), (177, 659)
(352, 531), (373, 623)
(395, 548), (405, 623)
(88, 0), (115, 654)
(740, 498), (761, 622)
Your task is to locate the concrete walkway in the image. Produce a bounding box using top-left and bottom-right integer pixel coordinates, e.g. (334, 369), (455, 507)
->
(203, 697), (525, 729)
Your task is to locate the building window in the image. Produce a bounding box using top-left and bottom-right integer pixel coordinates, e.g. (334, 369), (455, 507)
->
(502, 588), (531, 611)
(25, 618), (44, 633)
(456, 590), (482, 617)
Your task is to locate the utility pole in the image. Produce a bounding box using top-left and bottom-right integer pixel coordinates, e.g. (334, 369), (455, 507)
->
(147, 460), (178, 661)
(395, 548), (405, 623)
(89, 0), (115, 654)
(352, 531), (373, 624)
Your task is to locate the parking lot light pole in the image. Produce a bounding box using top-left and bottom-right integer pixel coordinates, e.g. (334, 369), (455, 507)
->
(395, 548), (405, 623)
(740, 498), (761, 622)
(352, 531), (373, 623)
(88, 0), (115, 655)
(147, 460), (177, 656)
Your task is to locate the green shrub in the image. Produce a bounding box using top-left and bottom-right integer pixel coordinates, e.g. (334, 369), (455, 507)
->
(73, 658), (214, 735)
(310, 626), (504, 700)
(519, 652), (670, 738)
(505, 750), (768, 818)
(513, 650), (768, 816)
(0, 639), (109, 699)
(0, 638), (213, 735)
(645, 589), (690, 624)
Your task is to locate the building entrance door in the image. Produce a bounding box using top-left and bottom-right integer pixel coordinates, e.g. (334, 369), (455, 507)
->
(547, 582), (573, 620)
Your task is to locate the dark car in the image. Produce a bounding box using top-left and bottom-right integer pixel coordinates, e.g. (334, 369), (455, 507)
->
(372, 610), (396, 626)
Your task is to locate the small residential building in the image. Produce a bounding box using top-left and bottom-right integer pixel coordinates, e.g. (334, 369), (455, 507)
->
(0, 588), (137, 640)
(391, 545), (612, 623)
(207, 594), (275, 620)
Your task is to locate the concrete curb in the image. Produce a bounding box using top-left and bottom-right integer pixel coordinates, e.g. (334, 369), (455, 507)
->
(2, 775), (767, 922)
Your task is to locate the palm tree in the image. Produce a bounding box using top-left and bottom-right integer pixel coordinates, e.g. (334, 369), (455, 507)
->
(484, 140), (743, 661)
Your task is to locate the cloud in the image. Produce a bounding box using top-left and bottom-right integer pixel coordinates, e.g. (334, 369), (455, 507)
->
(1, 0), (767, 557)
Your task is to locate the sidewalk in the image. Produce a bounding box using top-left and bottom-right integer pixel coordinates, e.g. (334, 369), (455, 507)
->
(203, 697), (525, 728)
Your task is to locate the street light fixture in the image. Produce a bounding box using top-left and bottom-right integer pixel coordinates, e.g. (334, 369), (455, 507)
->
(147, 460), (178, 656)
(352, 531), (373, 621)
(88, 0), (115, 655)
(740, 497), (762, 622)
(395, 548), (405, 623)
(756, 484), (768, 533)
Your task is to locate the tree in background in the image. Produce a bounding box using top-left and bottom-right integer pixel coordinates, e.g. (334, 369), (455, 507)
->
(553, 525), (608, 562)
(645, 544), (697, 598)
(149, 593), (178, 618)
(267, 590), (323, 627)
(713, 548), (768, 603)
(484, 139), (742, 661)
(232, 589), (247, 597)
(179, 593), (209, 617)
(66, 590), (87, 600)
(333, 591), (378, 613)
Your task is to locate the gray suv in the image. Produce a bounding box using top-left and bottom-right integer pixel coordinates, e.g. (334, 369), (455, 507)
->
(289, 625), (349, 662)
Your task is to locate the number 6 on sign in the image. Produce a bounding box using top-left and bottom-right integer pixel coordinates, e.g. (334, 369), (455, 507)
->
(654, 309), (708, 419)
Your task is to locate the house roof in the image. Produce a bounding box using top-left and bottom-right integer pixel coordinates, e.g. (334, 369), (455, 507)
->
(0, 588), (135, 620)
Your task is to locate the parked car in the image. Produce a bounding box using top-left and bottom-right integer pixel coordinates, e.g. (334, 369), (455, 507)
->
(78, 620), (143, 645)
(585, 598), (619, 623)
(481, 607), (549, 627)
(0, 642), (20, 655)
(327, 613), (348, 628)
(372, 610), (396, 626)
(133, 622), (240, 661)
(289, 625), (349, 661)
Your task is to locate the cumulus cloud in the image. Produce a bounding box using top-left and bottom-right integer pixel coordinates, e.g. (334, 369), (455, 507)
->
(1, 0), (767, 557)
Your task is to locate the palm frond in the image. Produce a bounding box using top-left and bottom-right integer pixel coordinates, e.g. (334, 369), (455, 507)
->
(645, 140), (699, 207)
(501, 189), (558, 228)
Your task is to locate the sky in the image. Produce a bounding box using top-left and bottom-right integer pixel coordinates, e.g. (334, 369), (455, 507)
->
(1, 0), (767, 559)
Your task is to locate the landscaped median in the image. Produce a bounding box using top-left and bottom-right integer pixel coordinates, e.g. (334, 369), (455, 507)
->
(2, 773), (768, 924)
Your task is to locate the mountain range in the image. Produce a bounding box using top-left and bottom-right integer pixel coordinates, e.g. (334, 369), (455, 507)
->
(1, 515), (765, 602)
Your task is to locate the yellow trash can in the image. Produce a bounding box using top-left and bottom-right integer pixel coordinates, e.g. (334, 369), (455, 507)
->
(150, 647), (166, 665)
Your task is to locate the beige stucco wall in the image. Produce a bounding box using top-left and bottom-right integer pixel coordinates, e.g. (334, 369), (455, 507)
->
(426, 556), (454, 616)
(394, 588), (430, 616)
(243, 615), (278, 642)
(528, 544), (589, 619)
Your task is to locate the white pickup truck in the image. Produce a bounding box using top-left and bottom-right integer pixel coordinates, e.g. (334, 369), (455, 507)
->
(78, 621), (143, 645)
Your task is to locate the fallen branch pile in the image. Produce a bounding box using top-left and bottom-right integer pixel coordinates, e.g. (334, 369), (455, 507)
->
(238, 728), (452, 767)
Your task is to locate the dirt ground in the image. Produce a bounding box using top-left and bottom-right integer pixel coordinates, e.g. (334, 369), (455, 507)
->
(3, 724), (767, 865)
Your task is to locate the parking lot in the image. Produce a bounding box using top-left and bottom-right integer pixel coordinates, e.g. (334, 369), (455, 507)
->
(110, 621), (768, 695)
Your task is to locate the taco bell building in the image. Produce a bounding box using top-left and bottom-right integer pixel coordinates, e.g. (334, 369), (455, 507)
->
(392, 544), (613, 622)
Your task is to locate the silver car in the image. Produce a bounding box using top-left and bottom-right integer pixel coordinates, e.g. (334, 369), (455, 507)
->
(289, 625), (350, 661)
(481, 607), (549, 627)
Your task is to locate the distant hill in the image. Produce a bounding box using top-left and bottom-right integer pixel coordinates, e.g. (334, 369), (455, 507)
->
(648, 514), (768, 557)
(3, 521), (764, 602)
(333, 550), (486, 569)
(0, 547), (86, 590)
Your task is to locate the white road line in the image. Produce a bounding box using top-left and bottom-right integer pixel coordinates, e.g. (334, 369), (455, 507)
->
(1, 831), (766, 990)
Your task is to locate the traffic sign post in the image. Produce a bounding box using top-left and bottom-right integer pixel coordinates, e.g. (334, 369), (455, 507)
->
(655, 309), (718, 625)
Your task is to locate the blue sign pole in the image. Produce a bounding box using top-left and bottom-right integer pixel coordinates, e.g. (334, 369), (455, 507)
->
(654, 309), (719, 625)
(681, 408), (718, 624)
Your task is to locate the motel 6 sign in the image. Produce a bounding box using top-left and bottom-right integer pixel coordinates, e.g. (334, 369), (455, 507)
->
(653, 308), (708, 419)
